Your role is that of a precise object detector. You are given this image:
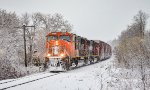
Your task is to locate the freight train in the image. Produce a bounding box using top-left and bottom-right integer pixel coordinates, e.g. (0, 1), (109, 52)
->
(44, 32), (112, 71)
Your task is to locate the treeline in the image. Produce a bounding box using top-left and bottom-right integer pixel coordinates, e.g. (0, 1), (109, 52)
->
(114, 10), (150, 90)
(0, 9), (73, 80)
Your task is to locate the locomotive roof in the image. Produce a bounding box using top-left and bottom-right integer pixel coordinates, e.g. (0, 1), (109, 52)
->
(46, 32), (73, 37)
(46, 32), (110, 46)
(92, 40), (105, 43)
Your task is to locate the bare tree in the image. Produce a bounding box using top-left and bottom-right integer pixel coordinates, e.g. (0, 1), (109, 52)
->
(0, 9), (73, 80)
(133, 10), (149, 38)
(115, 10), (150, 90)
(0, 9), (23, 80)
(31, 13), (73, 62)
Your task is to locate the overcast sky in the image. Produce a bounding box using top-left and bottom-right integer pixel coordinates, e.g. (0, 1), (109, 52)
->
(0, 0), (150, 41)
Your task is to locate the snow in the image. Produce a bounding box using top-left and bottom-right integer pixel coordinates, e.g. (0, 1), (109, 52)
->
(0, 56), (145, 90)
(0, 57), (111, 90)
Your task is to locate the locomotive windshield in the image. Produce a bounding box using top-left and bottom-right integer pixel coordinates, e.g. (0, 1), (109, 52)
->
(48, 36), (58, 41)
(60, 35), (71, 42)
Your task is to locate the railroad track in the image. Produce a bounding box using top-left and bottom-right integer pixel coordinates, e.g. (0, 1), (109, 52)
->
(0, 72), (49, 85)
(0, 80), (16, 85)
(0, 73), (60, 90)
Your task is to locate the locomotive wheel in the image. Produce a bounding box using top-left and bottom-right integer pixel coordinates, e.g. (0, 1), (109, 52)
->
(90, 56), (94, 64)
(64, 57), (70, 71)
(84, 57), (88, 65)
(87, 57), (91, 64)
(95, 57), (98, 62)
(74, 58), (78, 67)
(97, 56), (100, 62)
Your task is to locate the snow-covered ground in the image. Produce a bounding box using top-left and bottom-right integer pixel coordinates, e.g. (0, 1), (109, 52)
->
(0, 56), (145, 90)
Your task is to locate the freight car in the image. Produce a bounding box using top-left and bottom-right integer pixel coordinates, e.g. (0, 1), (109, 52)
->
(44, 32), (112, 71)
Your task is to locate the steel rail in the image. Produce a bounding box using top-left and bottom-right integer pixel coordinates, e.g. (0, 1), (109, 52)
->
(0, 73), (59, 90)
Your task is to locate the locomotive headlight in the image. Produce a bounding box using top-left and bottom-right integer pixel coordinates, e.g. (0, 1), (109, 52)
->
(56, 41), (58, 46)
(60, 53), (65, 57)
(47, 53), (51, 57)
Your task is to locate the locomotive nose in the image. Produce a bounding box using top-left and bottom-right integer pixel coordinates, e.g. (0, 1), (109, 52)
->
(46, 40), (67, 58)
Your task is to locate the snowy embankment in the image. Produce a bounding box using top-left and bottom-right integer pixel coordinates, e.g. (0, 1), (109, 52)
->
(0, 56), (145, 90)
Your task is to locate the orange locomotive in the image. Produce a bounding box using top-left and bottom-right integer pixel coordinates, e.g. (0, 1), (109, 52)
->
(45, 32), (112, 71)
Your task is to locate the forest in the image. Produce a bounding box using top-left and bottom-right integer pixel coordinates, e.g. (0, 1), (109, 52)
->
(113, 10), (150, 90)
(0, 9), (73, 80)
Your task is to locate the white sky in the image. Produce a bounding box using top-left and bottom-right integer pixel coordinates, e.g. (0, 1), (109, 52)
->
(0, 0), (150, 41)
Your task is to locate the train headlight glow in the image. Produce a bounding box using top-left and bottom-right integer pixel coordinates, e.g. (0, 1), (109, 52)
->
(47, 53), (51, 57)
(56, 41), (58, 46)
(60, 53), (65, 57)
